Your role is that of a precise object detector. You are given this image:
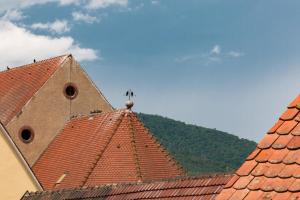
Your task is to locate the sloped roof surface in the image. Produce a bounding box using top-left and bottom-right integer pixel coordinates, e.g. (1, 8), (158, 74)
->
(33, 109), (184, 190)
(0, 55), (67, 125)
(216, 94), (300, 200)
(21, 174), (232, 200)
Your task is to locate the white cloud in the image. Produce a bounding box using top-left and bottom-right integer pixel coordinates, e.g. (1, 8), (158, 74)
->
(0, 0), (127, 14)
(1, 9), (25, 21)
(210, 45), (221, 55)
(151, 1), (159, 5)
(0, 20), (98, 69)
(228, 51), (244, 58)
(86, 0), (128, 9)
(72, 11), (99, 24)
(175, 45), (244, 65)
(31, 20), (71, 34)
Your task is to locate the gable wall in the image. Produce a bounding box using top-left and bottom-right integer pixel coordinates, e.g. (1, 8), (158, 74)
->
(6, 56), (113, 166)
(0, 126), (40, 200)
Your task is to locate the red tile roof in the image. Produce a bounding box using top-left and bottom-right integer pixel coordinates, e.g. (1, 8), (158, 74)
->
(33, 109), (185, 190)
(0, 55), (68, 125)
(21, 174), (233, 200)
(216, 94), (300, 200)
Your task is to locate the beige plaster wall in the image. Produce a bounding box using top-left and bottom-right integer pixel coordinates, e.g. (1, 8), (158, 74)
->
(0, 127), (40, 200)
(6, 56), (113, 166)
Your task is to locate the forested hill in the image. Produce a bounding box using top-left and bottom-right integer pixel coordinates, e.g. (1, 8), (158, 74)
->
(137, 113), (256, 175)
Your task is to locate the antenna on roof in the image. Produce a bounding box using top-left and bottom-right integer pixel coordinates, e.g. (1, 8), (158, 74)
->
(125, 89), (134, 110)
(33, 59), (36, 63)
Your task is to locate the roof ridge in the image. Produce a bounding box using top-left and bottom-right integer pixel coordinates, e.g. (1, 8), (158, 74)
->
(80, 112), (126, 186)
(67, 108), (126, 121)
(128, 113), (143, 181)
(131, 112), (186, 175)
(0, 54), (69, 75)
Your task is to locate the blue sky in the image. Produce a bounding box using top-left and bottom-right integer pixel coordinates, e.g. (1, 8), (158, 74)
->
(1, 0), (300, 141)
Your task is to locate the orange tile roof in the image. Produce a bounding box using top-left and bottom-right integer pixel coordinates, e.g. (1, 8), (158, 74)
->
(0, 55), (68, 125)
(216, 94), (300, 200)
(33, 109), (185, 190)
(21, 174), (233, 200)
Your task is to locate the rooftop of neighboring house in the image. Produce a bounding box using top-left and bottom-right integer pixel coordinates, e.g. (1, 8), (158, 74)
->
(216, 94), (300, 200)
(21, 174), (232, 200)
(33, 108), (185, 190)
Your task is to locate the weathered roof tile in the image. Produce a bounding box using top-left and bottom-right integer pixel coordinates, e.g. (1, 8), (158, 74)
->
(21, 174), (232, 200)
(0, 55), (67, 125)
(216, 94), (300, 199)
(33, 110), (184, 190)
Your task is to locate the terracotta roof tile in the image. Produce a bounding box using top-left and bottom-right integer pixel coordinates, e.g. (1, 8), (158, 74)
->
(251, 163), (269, 177)
(264, 163), (285, 178)
(268, 149), (289, 164)
(33, 110), (184, 190)
(289, 192), (300, 199)
(289, 179), (300, 192)
(288, 95), (300, 108)
(287, 136), (300, 150)
(272, 134), (293, 149)
(283, 149), (300, 164)
(272, 177), (294, 192)
(243, 190), (264, 200)
(228, 189), (249, 200)
(224, 175), (239, 189)
(246, 148), (261, 161)
(235, 160), (257, 176)
(280, 108), (299, 121)
(21, 174), (232, 200)
(247, 176), (266, 190)
(273, 192), (292, 200)
(278, 164), (298, 178)
(255, 148), (274, 163)
(0, 55), (67, 125)
(291, 123), (300, 136)
(216, 94), (300, 199)
(257, 134), (279, 149)
(276, 120), (298, 135)
(259, 191), (277, 200)
(233, 175), (254, 190)
(215, 188), (236, 200)
(268, 120), (284, 134)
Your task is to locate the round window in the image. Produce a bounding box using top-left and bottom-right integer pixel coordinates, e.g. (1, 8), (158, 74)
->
(64, 83), (78, 99)
(19, 127), (34, 143)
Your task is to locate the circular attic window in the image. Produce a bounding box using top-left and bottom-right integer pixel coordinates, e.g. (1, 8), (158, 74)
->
(19, 127), (34, 143)
(64, 83), (78, 99)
